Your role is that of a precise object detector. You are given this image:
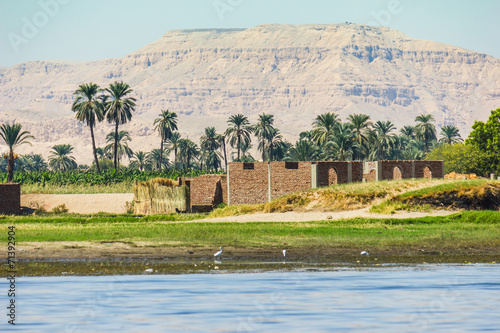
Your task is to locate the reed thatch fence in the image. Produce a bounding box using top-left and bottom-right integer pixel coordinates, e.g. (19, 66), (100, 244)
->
(133, 178), (190, 214)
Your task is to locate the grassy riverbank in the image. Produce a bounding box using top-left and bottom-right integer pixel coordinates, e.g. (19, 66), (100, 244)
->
(2, 210), (500, 257)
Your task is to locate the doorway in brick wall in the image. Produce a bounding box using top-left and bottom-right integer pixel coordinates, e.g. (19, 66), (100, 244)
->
(423, 166), (432, 179)
(328, 167), (338, 185)
(393, 166), (402, 180)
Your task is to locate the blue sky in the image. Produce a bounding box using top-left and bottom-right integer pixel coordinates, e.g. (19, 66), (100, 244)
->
(0, 0), (499, 67)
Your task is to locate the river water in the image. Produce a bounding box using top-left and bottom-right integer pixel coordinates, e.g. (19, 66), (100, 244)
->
(6, 264), (500, 332)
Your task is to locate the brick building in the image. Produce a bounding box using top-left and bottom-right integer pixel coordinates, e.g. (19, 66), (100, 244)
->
(0, 183), (21, 215)
(178, 174), (227, 212)
(179, 160), (443, 210)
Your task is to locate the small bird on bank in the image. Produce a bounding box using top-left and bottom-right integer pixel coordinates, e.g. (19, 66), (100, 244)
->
(360, 251), (370, 256)
(214, 247), (223, 259)
(283, 250), (286, 258)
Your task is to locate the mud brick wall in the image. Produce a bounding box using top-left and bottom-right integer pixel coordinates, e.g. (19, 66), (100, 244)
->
(229, 162), (269, 205)
(317, 162), (349, 186)
(380, 161), (413, 180)
(351, 162), (363, 183)
(0, 183), (20, 215)
(414, 161), (444, 179)
(179, 175), (226, 212)
(270, 162), (312, 200)
(219, 175), (228, 204)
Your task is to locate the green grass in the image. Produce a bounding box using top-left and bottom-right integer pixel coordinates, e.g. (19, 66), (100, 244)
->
(3, 211), (500, 252)
(0, 212), (207, 225)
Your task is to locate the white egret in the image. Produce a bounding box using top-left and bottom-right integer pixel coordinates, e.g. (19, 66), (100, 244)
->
(214, 247), (222, 259)
(360, 251), (369, 256)
(283, 250), (286, 258)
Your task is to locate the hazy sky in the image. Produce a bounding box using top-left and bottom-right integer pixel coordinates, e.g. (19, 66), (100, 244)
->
(0, 0), (499, 67)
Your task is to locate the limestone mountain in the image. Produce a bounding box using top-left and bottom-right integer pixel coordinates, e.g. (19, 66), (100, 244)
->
(0, 24), (499, 163)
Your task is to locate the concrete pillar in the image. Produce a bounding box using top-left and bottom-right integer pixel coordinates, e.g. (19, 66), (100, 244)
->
(268, 163), (272, 202)
(347, 162), (352, 183)
(226, 163), (230, 206)
(376, 161), (382, 181)
(491, 173), (496, 180)
(311, 163), (318, 188)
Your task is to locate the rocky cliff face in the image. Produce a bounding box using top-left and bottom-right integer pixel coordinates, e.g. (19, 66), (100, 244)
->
(0, 24), (499, 163)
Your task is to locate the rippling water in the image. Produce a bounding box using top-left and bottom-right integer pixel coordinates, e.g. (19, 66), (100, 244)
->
(7, 264), (500, 332)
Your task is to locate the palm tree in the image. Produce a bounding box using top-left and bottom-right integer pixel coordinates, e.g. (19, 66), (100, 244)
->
(153, 110), (178, 171)
(178, 138), (199, 169)
(95, 147), (112, 160)
(400, 125), (415, 139)
(439, 125), (462, 145)
(104, 81), (136, 169)
(323, 123), (357, 161)
(200, 127), (222, 171)
(20, 154), (47, 172)
(415, 113), (437, 153)
(272, 140), (292, 162)
(225, 114), (253, 162)
(104, 131), (133, 165)
(71, 82), (105, 173)
(49, 144), (77, 171)
(165, 132), (181, 169)
(373, 120), (396, 160)
(254, 113), (275, 161)
(348, 113), (372, 160)
(130, 151), (148, 171)
(311, 112), (339, 146)
(147, 149), (170, 171)
(287, 139), (320, 161)
(239, 140), (255, 162)
(0, 123), (34, 182)
(299, 130), (314, 142)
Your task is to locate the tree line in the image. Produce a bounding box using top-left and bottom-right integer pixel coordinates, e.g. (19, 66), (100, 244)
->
(4, 81), (498, 183)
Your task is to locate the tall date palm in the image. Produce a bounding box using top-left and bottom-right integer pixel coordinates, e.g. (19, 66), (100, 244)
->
(71, 82), (105, 173)
(153, 110), (178, 171)
(105, 81), (136, 170)
(415, 113), (437, 153)
(225, 114), (252, 162)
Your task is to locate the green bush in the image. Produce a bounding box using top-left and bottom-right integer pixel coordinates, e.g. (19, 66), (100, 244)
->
(426, 143), (489, 176)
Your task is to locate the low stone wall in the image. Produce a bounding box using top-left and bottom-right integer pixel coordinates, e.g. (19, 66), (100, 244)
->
(0, 183), (21, 215)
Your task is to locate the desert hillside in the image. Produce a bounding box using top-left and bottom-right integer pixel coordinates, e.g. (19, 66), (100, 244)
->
(1, 24), (499, 163)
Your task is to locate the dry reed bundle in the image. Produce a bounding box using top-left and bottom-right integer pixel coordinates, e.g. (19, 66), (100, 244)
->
(133, 178), (189, 215)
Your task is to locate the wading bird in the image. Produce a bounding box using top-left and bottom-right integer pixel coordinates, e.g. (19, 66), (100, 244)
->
(214, 247), (223, 259)
(283, 250), (286, 258)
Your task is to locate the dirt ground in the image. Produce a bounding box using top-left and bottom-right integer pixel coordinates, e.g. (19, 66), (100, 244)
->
(193, 208), (455, 223)
(21, 193), (134, 214)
